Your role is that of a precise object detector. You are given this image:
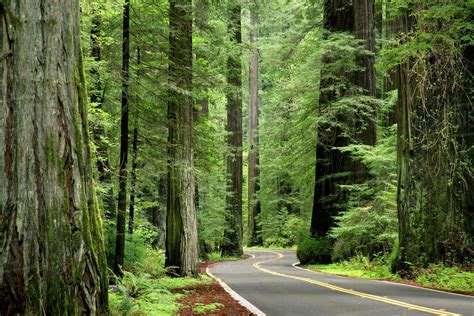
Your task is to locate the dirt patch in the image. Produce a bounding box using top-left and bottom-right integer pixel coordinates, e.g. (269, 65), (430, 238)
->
(175, 282), (255, 315)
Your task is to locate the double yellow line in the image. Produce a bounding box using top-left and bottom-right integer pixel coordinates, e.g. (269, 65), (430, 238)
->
(252, 251), (461, 316)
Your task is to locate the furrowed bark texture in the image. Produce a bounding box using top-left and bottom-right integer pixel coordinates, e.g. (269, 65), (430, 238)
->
(166, 0), (199, 276)
(247, 0), (262, 247)
(395, 8), (474, 271)
(114, 0), (130, 276)
(222, 1), (244, 257)
(0, 1), (108, 314)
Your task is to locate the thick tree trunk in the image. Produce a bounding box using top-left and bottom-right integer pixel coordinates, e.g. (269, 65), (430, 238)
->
(222, 1), (244, 257)
(90, 13), (116, 219)
(0, 1), (108, 314)
(310, 0), (376, 239)
(395, 8), (473, 271)
(247, 0), (262, 247)
(114, 0), (130, 276)
(310, 0), (354, 238)
(166, 0), (199, 276)
(353, 0), (376, 174)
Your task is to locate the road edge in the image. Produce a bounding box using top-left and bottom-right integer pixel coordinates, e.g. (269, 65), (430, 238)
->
(206, 259), (266, 316)
(291, 262), (474, 299)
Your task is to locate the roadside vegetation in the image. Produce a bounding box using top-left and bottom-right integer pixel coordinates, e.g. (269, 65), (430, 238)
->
(305, 254), (474, 294)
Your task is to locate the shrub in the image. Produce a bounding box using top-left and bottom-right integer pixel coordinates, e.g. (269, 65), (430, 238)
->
(297, 231), (332, 264)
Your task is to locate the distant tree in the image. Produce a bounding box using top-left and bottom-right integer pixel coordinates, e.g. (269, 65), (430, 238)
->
(90, 9), (116, 219)
(0, 1), (108, 313)
(114, 0), (131, 276)
(222, 0), (244, 257)
(248, 0), (262, 246)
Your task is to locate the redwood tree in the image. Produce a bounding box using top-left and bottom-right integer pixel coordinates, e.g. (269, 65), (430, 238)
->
(166, 0), (199, 276)
(310, 0), (376, 240)
(114, 0), (131, 276)
(0, 1), (108, 313)
(247, 0), (262, 247)
(222, 0), (244, 257)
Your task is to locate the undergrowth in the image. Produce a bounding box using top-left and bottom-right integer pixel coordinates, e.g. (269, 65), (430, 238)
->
(306, 254), (473, 294)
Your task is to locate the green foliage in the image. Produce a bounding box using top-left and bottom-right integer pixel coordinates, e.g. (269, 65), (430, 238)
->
(206, 252), (244, 263)
(415, 265), (474, 294)
(308, 253), (396, 280)
(157, 275), (212, 290)
(297, 232), (332, 264)
(109, 271), (180, 316)
(308, 256), (474, 294)
(331, 123), (398, 261)
(193, 303), (224, 314)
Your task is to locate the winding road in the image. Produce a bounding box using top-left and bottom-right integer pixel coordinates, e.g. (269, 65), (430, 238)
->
(208, 250), (474, 316)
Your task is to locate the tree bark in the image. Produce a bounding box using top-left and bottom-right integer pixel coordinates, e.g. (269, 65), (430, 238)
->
(166, 0), (199, 276)
(128, 48), (141, 235)
(247, 0), (262, 247)
(310, 0), (376, 239)
(128, 122), (138, 234)
(114, 0), (130, 276)
(0, 1), (108, 314)
(222, 1), (244, 257)
(395, 7), (473, 271)
(310, 0), (354, 238)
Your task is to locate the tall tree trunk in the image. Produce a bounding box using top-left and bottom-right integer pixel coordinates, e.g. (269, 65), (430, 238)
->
(222, 0), (244, 257)
(395, 7), (473, 272)
(310, 0), (376, 239)
(154, 176), (167, 249)
(114, 0), (130, 276)
(166, 0), (199, 276)
(310, 0), (354, 238)
(90, 13), (116, 219)
(128, 122), (138, 234)
(128, 48), (140, 235)
(247, 0), (262, 247)
(353, 0), (376, 173)
(0, 1), (108, 314)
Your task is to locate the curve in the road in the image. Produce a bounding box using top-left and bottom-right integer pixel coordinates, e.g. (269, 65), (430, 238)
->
(253, 251), (460, 316)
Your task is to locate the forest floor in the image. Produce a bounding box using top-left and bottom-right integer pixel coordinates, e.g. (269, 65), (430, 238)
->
(175, 259), (254, 315)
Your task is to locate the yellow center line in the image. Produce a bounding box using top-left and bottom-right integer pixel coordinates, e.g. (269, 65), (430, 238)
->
(252, 251), (461, 316)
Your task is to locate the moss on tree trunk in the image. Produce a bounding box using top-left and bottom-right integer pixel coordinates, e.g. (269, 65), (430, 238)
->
(0, 1), (108, 314)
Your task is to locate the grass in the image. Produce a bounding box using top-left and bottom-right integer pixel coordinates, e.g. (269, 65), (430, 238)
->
(193, 303), (224, 314)
(305, 254), (473, 294)
(415, 264), (474, 293)
(206, 251), (247, 263)
(307, 254), (396, 280)
(157, 275), (212, 290)
(245, 245), (297, 251)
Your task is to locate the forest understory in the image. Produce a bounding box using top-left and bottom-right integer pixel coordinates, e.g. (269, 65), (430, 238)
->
(0, 0), (472, 315)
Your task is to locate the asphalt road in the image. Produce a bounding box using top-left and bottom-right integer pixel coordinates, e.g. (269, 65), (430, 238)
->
(209, 250), (474, 316)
